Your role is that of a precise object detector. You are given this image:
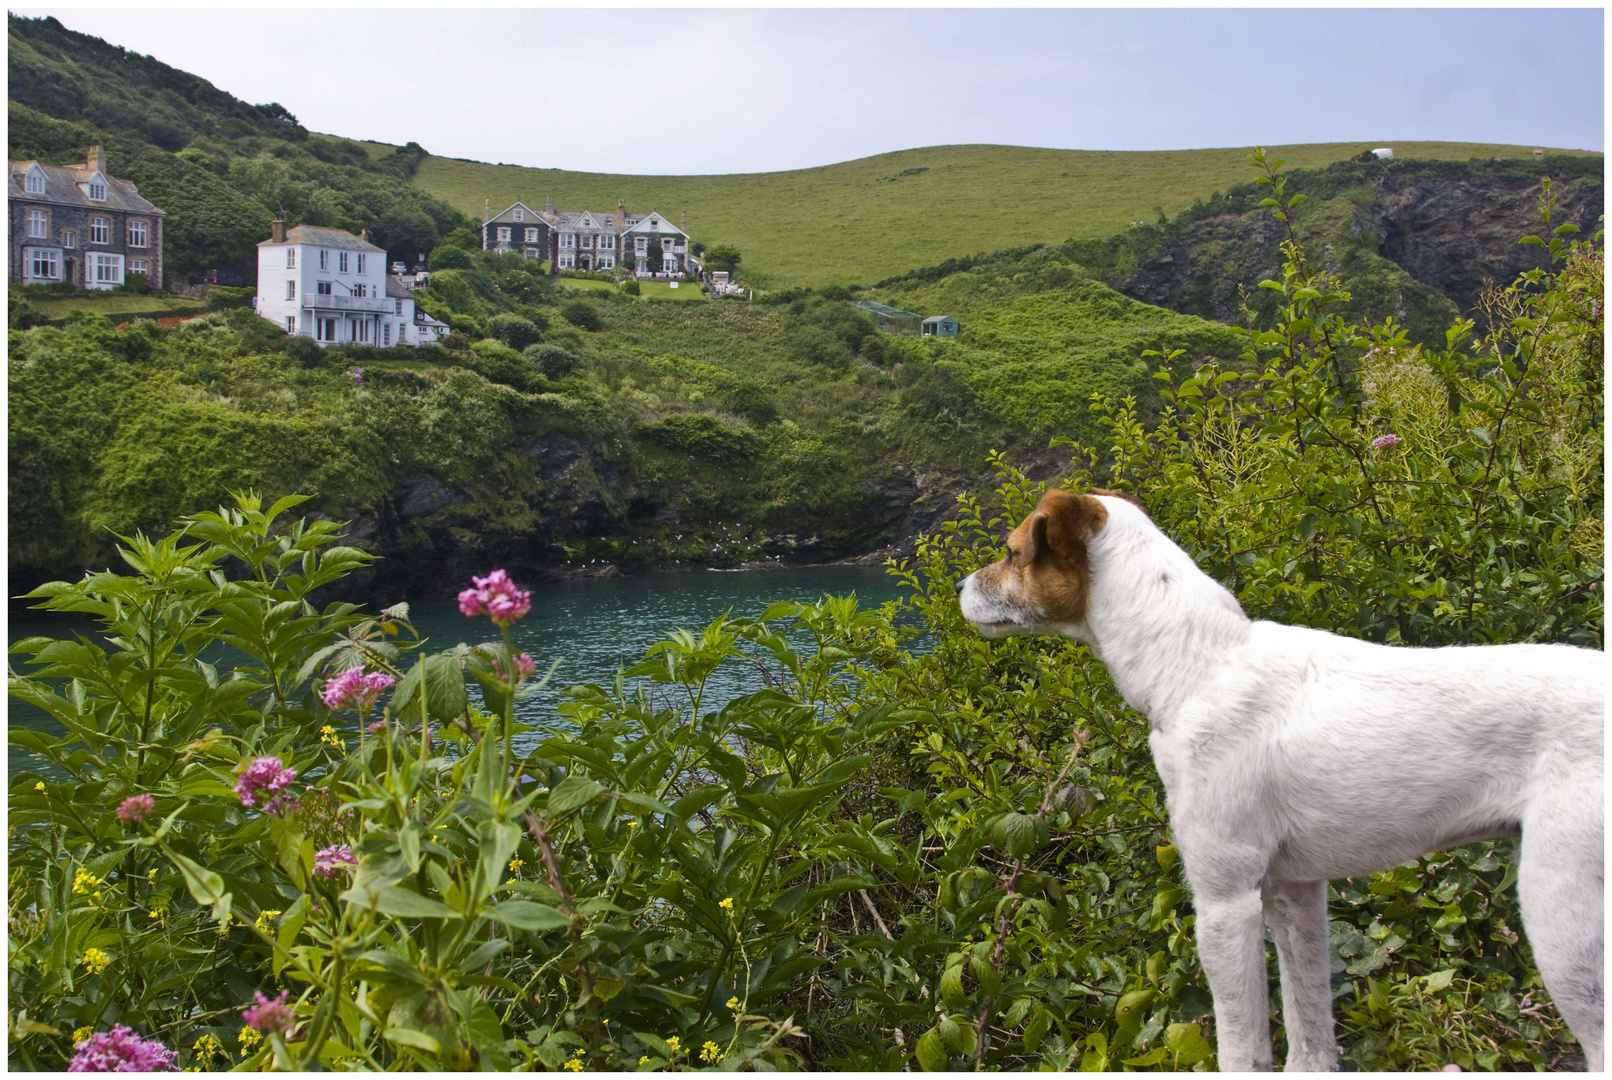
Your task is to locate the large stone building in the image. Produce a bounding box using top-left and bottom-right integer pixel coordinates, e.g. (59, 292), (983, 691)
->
(8, 146), (165, 290)
(485, 198), (696, 277)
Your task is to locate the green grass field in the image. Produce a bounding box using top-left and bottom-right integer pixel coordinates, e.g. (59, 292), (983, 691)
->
(25, 293), (208, 321)
(407, 141), (1600, 288)
(558, 279), (708, 302)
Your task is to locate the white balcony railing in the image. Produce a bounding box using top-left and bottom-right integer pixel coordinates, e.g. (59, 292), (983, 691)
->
(306, 293), (393, 313)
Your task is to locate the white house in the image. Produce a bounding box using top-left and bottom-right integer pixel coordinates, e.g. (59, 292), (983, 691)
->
(256, 219), (416, 346)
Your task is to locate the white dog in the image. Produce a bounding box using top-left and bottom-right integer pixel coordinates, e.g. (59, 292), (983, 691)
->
(958, 488), (1604, 1071)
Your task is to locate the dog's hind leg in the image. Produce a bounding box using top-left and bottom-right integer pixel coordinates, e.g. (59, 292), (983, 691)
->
(1264, 879), (1339, 1071)
(1517, 779), (1604, 1071)
(1193, 885), (1274, 1070)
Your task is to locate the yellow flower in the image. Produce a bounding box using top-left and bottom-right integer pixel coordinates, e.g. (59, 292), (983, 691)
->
(507, 857), (524, 874)
(664, 1035), (681, 1054)
(81, 947), (111, 975)
(147, 868), (158, 883)
(726, 995), (740, 1013)
(238, 1026), (262, 1052)
(320, 725), (343, 749)
(639, 1055), (649, 1065)
(192, 1033), (223, 1067)
(717, 897), (733, 912)
(255, 909), (281, 932)
(627, 820), (637, 828)
(563, 1061), (584, 1073)
(73, 1026), (93, 1045)
(33, 781), (44, 791)
(699, 1041), (722, 1064)
(148, 907), (167, 923)
(72, 868), (101, 896)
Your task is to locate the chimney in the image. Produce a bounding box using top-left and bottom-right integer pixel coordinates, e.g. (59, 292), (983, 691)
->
(88, 145), (107, 174)
(359, 228), (367, 241)
(681, 210), (687, 233)
(271, 216), (286, 244)
(618, 199), (627, 220)
(483, 198), (490, 223)
(546, 196), (555, 214)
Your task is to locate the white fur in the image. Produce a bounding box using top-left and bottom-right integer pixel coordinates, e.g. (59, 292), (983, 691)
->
(959, 494), (1604, 1071)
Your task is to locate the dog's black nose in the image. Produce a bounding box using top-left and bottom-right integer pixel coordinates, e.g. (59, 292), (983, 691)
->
(953, 577), (965, 595)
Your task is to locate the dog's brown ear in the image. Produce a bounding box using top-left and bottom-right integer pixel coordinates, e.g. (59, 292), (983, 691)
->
(1034, 489), (1109, 559)
(1090, 487), (1149, 518)
(1019, 509), (1050, 564)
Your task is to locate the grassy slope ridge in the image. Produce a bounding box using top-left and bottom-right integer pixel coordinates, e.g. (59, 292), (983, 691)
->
(410, 141), (1600, 288)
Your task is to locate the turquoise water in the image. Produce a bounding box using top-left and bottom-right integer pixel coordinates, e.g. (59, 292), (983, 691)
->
(8, 565), (918, 781)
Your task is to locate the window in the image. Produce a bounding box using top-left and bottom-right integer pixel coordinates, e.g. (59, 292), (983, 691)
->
(129, 259), (148, 275)
(497, 227), (511, 242)
(317, 281), (333, 296)
(600, 234), (614, 249)
(318, 317), (337, 342)
(26, 248), (60, 280)
(338, 252), (349, 273)
(395, 300), (404, 315)
(88, 178), (106, 201)
(90, 217), (109, 244)
(319, 249), (329, 270)
(92, 252), (124, 286)
(63, 230), (76, 249)
(557, 253), (574, 269)
(356, 253), (366, 274)
(286, 247), (296, 268)
(128, 221), (148, 248)
(600, 255), (614, 270)
(513, 209), (523, 222)
(27, 210), (48, 238)
(382, 321), (391, 346)
(24, 166), (45, 195)
(286, 279), (296, 300)
(285, 316), (295, 334)
(352, 283), (367, 298)
(524, 228), (538, 243)
(559, 233), (575, 248)
(353, 319), (371, 343)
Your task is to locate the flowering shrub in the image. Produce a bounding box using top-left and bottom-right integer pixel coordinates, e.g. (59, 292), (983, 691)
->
(67, 1024), (178, 1072)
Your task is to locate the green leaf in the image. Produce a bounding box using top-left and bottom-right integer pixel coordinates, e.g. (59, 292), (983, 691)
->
(1121, 1047), (1168, 1066)
(382, 1027), (442, 1054)
(392, 652), (468, 724)
(371, 885), (461, 920)
(1164, 1022), (1213, 1067)
(167, 849), (227, 906)
(483, 901), (570, 932)
(939, 962), (969, 1008)
(547, 776), (603, 814)
(915, 1028), (949, 1071)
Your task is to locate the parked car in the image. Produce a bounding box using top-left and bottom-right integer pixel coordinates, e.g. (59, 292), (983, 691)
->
(201, 268), (245, 287)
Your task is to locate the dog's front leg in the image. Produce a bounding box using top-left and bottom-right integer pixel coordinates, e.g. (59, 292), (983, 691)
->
(1193, 886), (1274, 1070)
(1264, 879), (1339, 1071)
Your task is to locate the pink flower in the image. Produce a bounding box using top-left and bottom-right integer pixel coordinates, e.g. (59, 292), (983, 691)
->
(346, 366), (363, 384)
(313, 843), (358, 879)
(241, 989), (297, 1038)
(491, 652), (539, 681)
(1371, 433), (1401, 449)
(367, 719), (387, 734)
(320, 667), (395, 713)
(457, 568), (532, 627)
(116, 793), (155, 825)
(234, 757), (298, 816)
(68, 1025), (178, 1072)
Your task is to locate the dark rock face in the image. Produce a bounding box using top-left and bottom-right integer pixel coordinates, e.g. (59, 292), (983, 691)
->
(1118, 170), (1603, 330)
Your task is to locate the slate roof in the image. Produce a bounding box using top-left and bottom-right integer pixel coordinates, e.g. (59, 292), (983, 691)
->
(551, 210), (621, 232)
(8, 159), (164, 216)
(487, 201), (545, 225)
(259, 224), (386, 252)
(385, 276), (414, 300)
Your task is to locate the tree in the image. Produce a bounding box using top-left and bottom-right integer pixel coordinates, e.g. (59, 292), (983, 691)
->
(376, 208), (439, 267)
(704, 244), (742, 273)
(428, 245), (472, 271)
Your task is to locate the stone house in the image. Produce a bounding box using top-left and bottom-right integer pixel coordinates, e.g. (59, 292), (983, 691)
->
(8, 146), (165, 290)
(488, 198), (696, 277)
(481, 201), (550, 261)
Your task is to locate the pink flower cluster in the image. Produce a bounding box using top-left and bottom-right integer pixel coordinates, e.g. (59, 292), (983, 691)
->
(241, 989), (297, 1037)
(313, 843), (358, 879)
(346, 366), (364, 384)
(493, 652), (538, 681)
(234, 757), (298, 816)
(116, 793), (155, 825)
(1371, 433), (1402, 449)
(68, 1025), (178, 1072)
(458, 569), (532, 628)
(320, 667), (395, 712)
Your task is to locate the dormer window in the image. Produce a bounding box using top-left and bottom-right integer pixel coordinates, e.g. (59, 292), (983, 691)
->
(513, 209), (523, 222)
(87, 175), (107, 201)
(24, 165), (46, 195)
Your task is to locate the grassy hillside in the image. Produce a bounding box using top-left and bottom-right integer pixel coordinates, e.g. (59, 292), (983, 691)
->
(411, 141), (1600, 288)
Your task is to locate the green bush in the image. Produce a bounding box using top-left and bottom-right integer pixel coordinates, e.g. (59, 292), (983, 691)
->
(486, 313), (544, 351)
(427, 244), (473, 271)
(724, 381), (778, 426)
(524, 343), (581, 380)
(640, 413), (761, 463)
(204, 285), (255, 310)
(560, 301), (602, 331)
(621, 280), (641, 297)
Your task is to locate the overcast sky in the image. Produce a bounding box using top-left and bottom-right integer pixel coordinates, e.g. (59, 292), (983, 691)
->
(18, 7), (1605, 175)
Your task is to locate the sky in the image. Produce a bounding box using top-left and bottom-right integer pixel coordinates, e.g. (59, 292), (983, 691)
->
(16, 7), (1606, 176)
